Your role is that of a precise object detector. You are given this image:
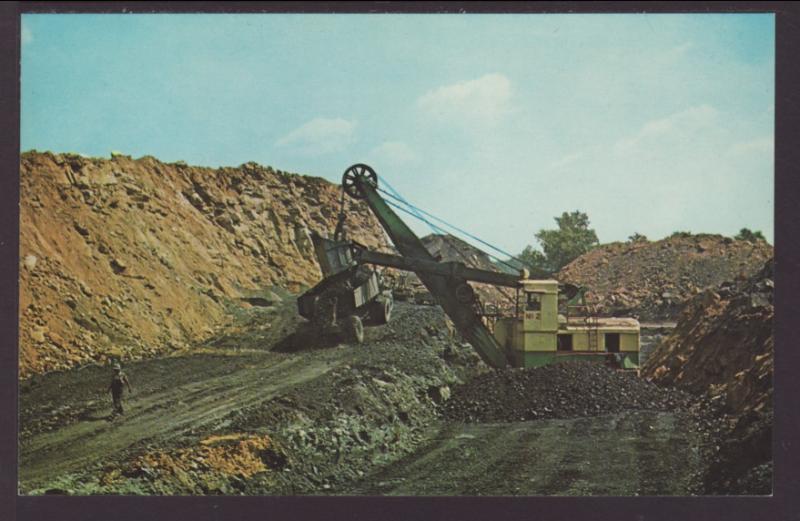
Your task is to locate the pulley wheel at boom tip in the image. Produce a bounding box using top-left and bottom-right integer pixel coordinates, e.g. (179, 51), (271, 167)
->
(342, 164), (378, 199)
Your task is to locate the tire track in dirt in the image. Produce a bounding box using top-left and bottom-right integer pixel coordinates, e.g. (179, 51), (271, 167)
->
(20, 353), (343, 487)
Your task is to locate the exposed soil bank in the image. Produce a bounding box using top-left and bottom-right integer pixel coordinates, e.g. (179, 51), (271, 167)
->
(20, 151), (389, 376)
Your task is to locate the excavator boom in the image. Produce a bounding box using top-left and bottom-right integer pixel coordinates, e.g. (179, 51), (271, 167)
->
(341, 164), (511, 368)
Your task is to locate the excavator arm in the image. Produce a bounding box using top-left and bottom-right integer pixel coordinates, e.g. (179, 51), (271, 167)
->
(353, 248), (522, 289)
(341, 164), (512, 368)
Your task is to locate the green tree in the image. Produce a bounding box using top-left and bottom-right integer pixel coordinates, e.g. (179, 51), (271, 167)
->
(735, 228), (766, 243)
(517, 245), (549, 272)
(627, 232), (648, 243)
(518, 211), (599, 273)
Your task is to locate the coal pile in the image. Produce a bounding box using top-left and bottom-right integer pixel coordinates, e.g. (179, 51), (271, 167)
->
(442, 360), (697, 423)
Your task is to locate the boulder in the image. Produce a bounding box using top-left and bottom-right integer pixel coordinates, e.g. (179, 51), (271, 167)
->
(110, 258), (127, 274)
(23, 255), (37, 271)
(73, 222), (90, 236)
(31, 327), (47, 343)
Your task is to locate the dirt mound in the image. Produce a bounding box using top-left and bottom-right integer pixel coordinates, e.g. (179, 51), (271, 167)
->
(641, 259), (773, 493)
(111, 433), (287, 494)
(19, 151), (389, 377)
(442, 360), (697, 423)
(558, 235), (772, 321)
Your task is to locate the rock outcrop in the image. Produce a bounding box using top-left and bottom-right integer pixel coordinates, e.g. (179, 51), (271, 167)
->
(20, 151), (389, 377)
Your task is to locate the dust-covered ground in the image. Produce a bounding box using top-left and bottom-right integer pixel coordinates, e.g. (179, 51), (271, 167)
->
(18, 300), (749, 496)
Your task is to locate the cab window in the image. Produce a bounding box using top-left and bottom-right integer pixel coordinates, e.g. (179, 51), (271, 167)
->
(526, 292), (542, 311)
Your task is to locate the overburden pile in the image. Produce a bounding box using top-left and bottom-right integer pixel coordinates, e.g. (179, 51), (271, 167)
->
(442, 360), (697, 423)
(558, 235), (772, 321)
(642, 259), (773, 416)
(19, 151), (390, 376)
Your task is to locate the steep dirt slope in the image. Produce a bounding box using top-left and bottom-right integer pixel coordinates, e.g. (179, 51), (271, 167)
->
(641, 260), (773, 493)
(642, 260), (773, 414)
(19, 151), (388, 377)
(558, 235), (772, 320)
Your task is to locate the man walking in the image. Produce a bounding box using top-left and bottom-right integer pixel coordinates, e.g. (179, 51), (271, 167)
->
(108, 363), (132, 416)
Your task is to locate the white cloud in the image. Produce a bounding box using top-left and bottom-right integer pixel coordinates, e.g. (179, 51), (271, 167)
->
(417, 73), (512, 127)
(275, 117), (356, 155)
(368, 141), (415, 166)
(21, 22), (32, 45)
(613, 105), (718, 155)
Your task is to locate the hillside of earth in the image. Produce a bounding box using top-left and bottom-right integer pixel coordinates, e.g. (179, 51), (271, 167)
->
(557, 235), (772, 321)
(19, 151), (389, 377)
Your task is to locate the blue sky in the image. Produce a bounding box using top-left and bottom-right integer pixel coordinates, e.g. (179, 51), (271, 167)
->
(21, 13), (774, 254)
